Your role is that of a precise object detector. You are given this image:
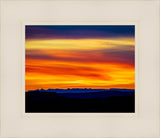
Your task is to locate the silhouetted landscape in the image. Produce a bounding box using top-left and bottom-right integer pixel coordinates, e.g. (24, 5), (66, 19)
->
(25, 88), (135, 113)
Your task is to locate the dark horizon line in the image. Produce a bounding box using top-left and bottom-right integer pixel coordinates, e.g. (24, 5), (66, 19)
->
(26, 88), (135, 92)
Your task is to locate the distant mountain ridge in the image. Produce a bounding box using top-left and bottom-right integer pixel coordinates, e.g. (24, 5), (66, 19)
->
(27, 88), (135, 93)
(25, 88), (135, 112)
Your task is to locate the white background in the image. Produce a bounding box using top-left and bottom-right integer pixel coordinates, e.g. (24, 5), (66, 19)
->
(0, 0), (159, 137)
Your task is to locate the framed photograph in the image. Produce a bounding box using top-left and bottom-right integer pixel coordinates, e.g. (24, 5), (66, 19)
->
(25, 25), (135, 113)
(0, 0), (159, 138)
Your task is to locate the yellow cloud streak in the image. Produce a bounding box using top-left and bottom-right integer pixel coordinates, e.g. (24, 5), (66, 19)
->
(26, 38), (134, 50)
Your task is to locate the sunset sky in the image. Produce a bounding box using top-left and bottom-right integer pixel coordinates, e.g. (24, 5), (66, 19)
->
(25, 25), (135, 91)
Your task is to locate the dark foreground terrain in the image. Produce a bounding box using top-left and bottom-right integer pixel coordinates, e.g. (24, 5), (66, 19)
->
(25, 89), (135, 113)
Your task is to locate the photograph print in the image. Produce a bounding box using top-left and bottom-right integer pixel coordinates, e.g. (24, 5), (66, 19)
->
(25, 25), (135, 113)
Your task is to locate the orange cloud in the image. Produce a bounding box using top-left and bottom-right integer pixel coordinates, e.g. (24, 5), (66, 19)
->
(25, 38), (135, 91)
